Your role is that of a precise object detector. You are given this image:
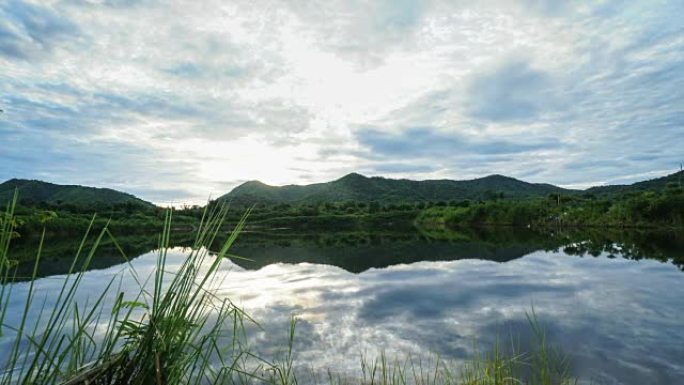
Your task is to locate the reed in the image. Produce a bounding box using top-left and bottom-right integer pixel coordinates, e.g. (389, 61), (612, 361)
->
(0, 194), (269, 385)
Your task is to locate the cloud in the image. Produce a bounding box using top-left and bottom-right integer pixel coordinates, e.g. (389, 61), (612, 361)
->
(356, 127), (561, 158)
(357, 281), (573, 321)
(0, 125), (205, 205)
(465, 61), (557, 122)
(68, 0), (149, 8)
(363, 162), (437, 174)
(282, 0), (425, 67)
(520, 0), (572, 16)
(0, 0), (81, 59)
(0, 23), (25, 59)
(1, 0), (683, 202)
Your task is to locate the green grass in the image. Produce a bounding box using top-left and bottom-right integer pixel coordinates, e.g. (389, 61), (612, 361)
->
(1, 191), (578, 385)
(0, 192), (269, 385)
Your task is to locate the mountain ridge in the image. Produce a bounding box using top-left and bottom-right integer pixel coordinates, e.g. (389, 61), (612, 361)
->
(586, 171), (684, 196)
(219, 172), (576, 205)
(0, 178), (154, 208)
(220, 171), (684, 205)
(2, 170), (681, 208)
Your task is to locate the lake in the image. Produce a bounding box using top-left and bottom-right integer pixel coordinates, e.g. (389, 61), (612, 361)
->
(3, 227), (684, 384)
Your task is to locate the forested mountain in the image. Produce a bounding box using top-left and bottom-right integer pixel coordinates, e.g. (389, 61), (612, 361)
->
(3, 170), (682, 209)
(219, 172), (575, 205)
(586, 170), (684, 196)
(0, 179), (154, 209)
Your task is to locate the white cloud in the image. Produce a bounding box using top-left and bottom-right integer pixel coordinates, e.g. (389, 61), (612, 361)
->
(1, 0), (682, 203)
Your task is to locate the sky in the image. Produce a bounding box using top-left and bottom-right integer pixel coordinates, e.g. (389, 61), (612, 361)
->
(1, 0), (683, 205)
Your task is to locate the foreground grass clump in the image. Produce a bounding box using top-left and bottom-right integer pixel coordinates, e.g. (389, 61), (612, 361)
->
(1, 191), (578, 385)
(0, 192), (270, 385)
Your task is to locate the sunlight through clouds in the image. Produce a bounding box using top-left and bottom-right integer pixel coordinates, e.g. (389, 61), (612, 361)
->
(1, 0), (682, 204)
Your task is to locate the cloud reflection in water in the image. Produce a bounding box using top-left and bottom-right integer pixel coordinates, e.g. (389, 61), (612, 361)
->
(3, 248), (683, 385)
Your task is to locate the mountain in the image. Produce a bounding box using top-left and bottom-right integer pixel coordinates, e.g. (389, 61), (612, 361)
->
(4, 170), (681, 209)
(586, 170), (684, 196)
(219, 173), (575, 205)
(0, 179), (154, 208)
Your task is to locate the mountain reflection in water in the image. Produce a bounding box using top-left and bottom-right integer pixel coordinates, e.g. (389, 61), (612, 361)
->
(4, 229), (684, 385)
(10, 227), (684, 278)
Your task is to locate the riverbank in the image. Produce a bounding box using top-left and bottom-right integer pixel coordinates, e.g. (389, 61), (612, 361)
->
(415, 188), (684, 230)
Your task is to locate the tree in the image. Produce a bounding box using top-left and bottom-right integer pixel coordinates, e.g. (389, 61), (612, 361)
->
(36, 210), (58, 224)
(664, 182), (683, 196)
(369, 201), (380, 213)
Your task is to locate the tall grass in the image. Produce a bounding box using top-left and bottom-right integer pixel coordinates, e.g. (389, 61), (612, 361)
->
(0, 195), (271, 385)
(0, 192), (578, 385)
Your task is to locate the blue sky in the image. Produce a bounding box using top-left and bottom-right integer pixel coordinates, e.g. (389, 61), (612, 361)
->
(1, 0), (683, 204)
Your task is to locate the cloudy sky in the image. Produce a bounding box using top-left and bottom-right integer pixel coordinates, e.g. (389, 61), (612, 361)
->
(1, 0), (683, 205)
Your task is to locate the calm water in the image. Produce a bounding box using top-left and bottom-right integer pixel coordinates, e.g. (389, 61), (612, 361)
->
(4, 228), (684, 384)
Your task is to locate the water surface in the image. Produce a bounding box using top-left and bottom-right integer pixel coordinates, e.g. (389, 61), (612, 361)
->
(5, 228), (684, 384)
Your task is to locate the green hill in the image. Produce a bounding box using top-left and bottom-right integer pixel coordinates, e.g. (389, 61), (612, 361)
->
(0, 179), (154, 208)
(4, 170), (682, 210)
(586, 170), (684, 196)
(219, 173), (576, 205)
